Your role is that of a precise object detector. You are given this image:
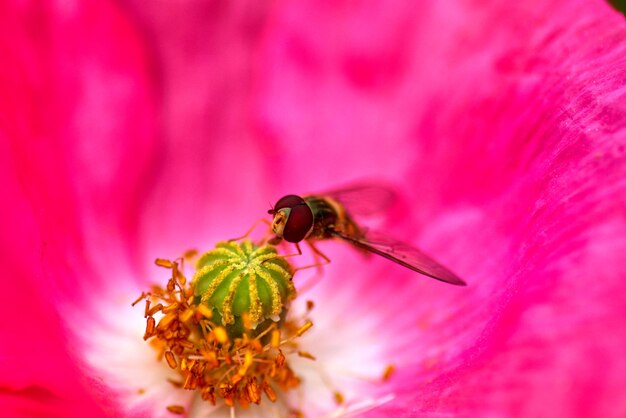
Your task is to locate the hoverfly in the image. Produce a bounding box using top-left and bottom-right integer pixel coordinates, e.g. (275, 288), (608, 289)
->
(268, 185), (466, 286)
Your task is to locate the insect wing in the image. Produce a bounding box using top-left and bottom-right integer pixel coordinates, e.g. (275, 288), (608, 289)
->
(333, 230), (466, 286)
(321, 184), (397, 217)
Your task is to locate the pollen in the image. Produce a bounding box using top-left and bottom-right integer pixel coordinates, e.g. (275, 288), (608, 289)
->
(137, 240), (314, 412)
(382, 364), (395, 381)
(166, 405), (185, 414)
(213, 326), (229, 344)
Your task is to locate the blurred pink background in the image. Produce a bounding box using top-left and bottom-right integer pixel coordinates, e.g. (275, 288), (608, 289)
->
(2, 1), (626, 417)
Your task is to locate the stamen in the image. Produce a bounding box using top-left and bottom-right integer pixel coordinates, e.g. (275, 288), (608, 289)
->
(143, 317), (155, 340)
(137, 240), (313, 413)
(183, 249), (199, 259)
(270, 329), (281, 348)
(245, 378), (261, 404)
(213, 326), (229, 344)
(156, 258), (174, 268)
(144, 300), (150, 317)
(382, 364), (395, 381)
(297, 351), (316, 361)
(296, 320), (313, 336)
(165, 351), (177, 369)
(162, 303), (179, 314)
(276, 350), (285, 368)
(261, 381), (277, 402)
(131, 292), (147, 307)
(238, 351), (253, 376)
(137, 239), (394, 416)
(179, 309), (194, 323)
(166, 405), (185, 414)
(156, 312), (176, 331)
(196, 304), (213, 319)
(147, 303), (163, 316)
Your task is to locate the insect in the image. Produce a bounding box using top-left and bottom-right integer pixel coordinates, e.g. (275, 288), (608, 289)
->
(268, 185), (466, 286)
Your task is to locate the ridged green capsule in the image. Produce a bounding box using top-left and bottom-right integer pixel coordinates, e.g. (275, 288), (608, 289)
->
(192, 240), (295, 334)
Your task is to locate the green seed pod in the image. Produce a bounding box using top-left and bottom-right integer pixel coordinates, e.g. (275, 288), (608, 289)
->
(192, 240), (295, 334)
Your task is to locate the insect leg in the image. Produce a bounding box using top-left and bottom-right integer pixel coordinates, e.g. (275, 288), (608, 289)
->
(277, 241), (304, 259)
(293, 241), (331, 274)
(308, 240), (331, 264)
(228, 218), (272, 242)
(292, 241), (332, 293)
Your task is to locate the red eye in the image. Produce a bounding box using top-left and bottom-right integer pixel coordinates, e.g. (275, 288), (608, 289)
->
(273, 195), (306, 211)
(283, 204), (314, 243)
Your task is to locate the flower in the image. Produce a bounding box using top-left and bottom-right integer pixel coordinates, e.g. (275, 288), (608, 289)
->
(3, 0), (626, 417)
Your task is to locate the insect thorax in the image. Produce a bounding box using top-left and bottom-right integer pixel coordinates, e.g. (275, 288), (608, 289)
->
(304, 195), (360, 240)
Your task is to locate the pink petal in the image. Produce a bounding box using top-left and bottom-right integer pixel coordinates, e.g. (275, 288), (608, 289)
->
(1, 0), (156, 415)
(250, 0), (626, 416)
(4, 0), (626, 416)
(118, 1), (280, 259)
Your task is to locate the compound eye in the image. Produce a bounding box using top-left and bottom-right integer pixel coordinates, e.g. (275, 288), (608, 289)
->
(273, 195), (306, 211)
(283, 204), (314, 243)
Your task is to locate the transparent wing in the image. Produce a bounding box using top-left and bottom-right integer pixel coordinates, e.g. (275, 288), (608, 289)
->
(333, 230), (466, 286)
(317, 183), (398, 217)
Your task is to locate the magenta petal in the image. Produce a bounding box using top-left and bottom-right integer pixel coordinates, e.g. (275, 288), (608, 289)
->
(119, 2), (280, 258)
(1, 0), (158, 287)
(3, 0), (626, 416)
(253, 1), (626, 417)
(1, 0), (158, 415)
(0, 268), (110, 418)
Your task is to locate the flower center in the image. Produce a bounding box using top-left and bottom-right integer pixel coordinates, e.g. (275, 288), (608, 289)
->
(134, 240), (316, 415)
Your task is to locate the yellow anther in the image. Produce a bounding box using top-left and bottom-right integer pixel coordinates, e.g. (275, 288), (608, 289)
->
(179, 308), (194, 323)
(154, 258), (174, 269)
(143, 317), (156, 340)
(147, 303), (164, 316)
(239, 351), (254, 376)
(262, 382), (277, 402)
(297, 351), (316, 361)
(242, 312), (253, 330)
(162, 303), (179, 313)
(213, 326), (229, 344)
(166, 405), (185, 414)
(246, 379), (261, 404)
(271, 329), (281, 348)
(183, 249), (198, 260)
(275, 350), (285, 368)
(296, 320), (313, 336)
(156, 313), (177, 331)
(382, 364), (395, 381)
(196, 304), (213, 319)
(155, 258), (174, 268)
(165, 351), (178, 369)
